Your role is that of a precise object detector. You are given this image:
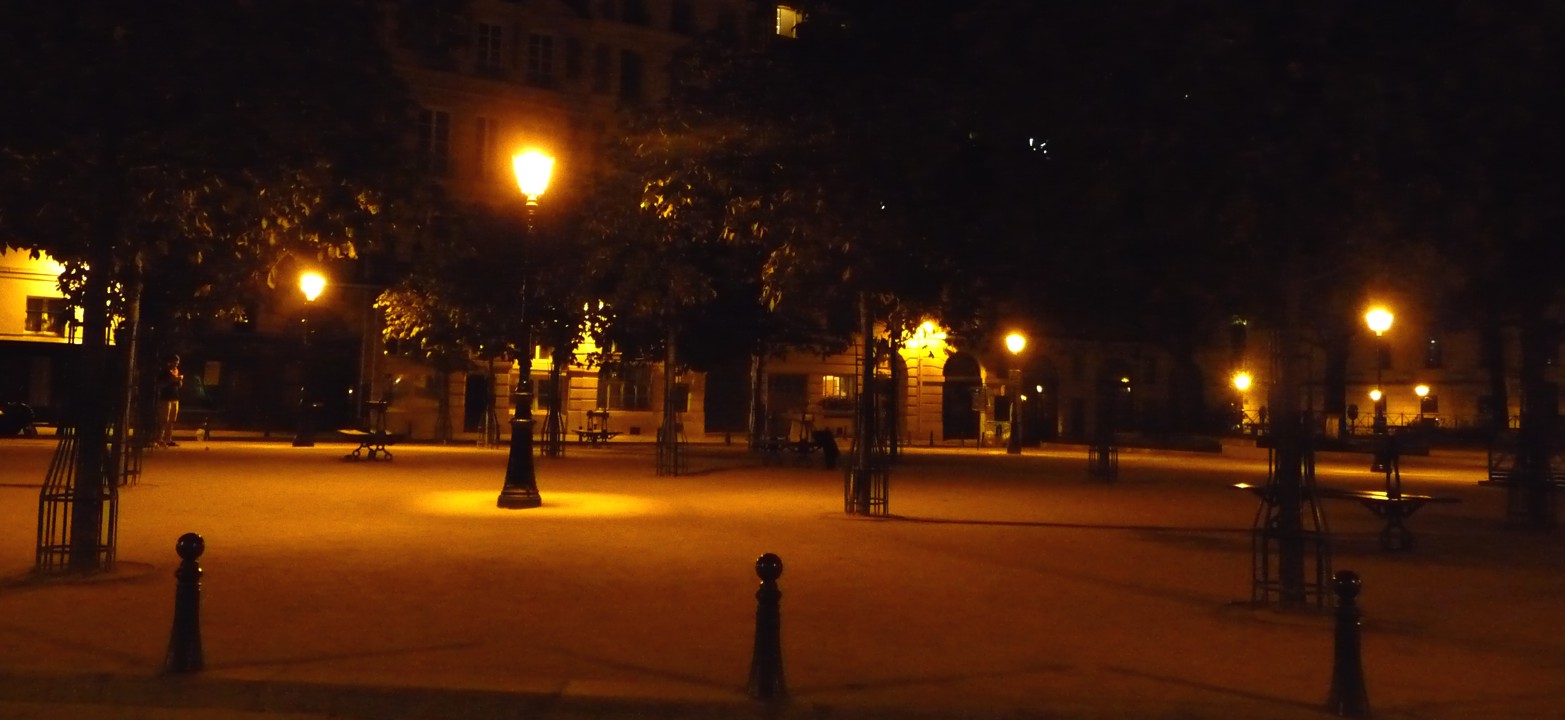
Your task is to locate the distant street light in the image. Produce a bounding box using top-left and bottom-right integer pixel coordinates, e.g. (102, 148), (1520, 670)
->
(497, 149), (554, 510)
(1414, 384), (1430, 423)
(292, 271), (326, 447)
(1364, 307), (1393, 434)
(1005, 332), (1026, 455)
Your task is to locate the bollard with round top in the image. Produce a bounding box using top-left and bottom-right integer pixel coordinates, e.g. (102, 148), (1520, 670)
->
(1327, 570), (1369, 717)
(746, 553), (787, 703)
(164, 533), (205, 674)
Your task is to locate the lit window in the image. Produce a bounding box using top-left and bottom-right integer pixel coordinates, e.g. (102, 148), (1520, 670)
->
(24, 297), (70, 336)
(822, 375), (852, 399)
(776, 5), (804, 38)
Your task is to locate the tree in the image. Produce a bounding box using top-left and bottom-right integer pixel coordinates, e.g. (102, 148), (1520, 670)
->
(0, 1), (420, 572)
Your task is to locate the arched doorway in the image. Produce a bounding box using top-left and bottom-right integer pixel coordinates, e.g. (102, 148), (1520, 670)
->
(1023, 358), (1061, 443)
(942, 352), (981, 441)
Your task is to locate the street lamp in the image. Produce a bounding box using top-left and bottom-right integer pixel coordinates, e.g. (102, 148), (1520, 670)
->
(1414, 384), (1430, 424)
(292, 272), (326, 447)
(497, 149), (554, 510)
(1232, 370), (1253, 433)
(1005, 332), (1026, 455)
(1364, 307), (1393, 434)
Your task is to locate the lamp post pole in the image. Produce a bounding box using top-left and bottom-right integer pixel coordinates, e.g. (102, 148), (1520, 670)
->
(497, 150), (554, 510)
(292, 272), (325, 447)
(1005, 332), (1026, 455)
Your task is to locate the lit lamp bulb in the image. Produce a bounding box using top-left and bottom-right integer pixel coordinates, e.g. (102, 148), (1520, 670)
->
(1414, 385), (1430, 398)
(299, 272), (326, 302)
(1368, 389), (1383, 403)
(1005, 332), (1027, 355)
(1232, 371), (1253, 392)
(1365, 307), (1394, 336)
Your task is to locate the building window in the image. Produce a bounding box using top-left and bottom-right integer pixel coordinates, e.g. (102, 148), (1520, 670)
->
(1424, 336), (1443, 369)
(1419, 393), (1439, 416)
(564, 38), (583, 81)
(24, 296), (70, 336)
(475, 22), (504, 75)
(474, 116), (498, 179)
(591, 45), (612, 93)
(820, 374), (855, 415)
(618, 49), (643, 102)
(527, 33), (555, 87)
(598, 363), (652, 410)
(670, 0), (694, 33)
(776, 5), (804, 38)
(417, 108), (451, 176)
(622, 0), (649, 25)
(821, 374), (852, 399)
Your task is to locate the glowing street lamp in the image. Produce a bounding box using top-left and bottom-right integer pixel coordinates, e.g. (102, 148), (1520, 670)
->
(1364, 306), (1393, 434)
(498, 150), (555, 510)
(1005, 332), (1026, 455)
(1415, 384), (1430, 423)
(293, 271), (327, 447)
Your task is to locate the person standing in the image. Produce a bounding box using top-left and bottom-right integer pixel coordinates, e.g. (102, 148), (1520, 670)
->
(158, 355), (183, 447)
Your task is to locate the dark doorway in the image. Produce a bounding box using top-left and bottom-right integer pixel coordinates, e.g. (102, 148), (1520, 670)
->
(463, 373), (488, 432)
(941, 352), (981, 440)
(703, 360), (749, 433)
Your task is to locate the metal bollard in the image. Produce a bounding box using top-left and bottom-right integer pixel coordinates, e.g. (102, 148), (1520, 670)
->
(745, 553), (787, 703)
(164, 533), (205, 674)
(1327, 570), (1370, 717)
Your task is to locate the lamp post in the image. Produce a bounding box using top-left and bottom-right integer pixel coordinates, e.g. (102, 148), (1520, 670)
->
(292, 271), (326, 447)
(1364, 307), (1393, 434)
(1414, 384), (1429, 425)
(497, 149), (554, 510)
(1232, 370), (1253, 432)
(1005, 332), (1026, 455)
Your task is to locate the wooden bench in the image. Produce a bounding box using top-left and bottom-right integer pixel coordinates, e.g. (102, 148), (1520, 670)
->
(1235, 483), (1458, 551)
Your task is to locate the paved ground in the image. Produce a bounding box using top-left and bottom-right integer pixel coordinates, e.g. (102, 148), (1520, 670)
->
(0, 433), (1561, 719)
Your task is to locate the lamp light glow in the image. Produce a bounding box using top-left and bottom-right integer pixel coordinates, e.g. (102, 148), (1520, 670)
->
(299, 272), (326, 302)
(1005, 332), (1027, 355)
(1369, 389), (1383, 402)
(513, 150), (555, 200)
(1365, 307), (1394, 336)
(1232, 371), (1253, 392)
(1415, 384), (1430, 398)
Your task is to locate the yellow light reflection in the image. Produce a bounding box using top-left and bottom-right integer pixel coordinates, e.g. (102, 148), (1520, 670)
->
(416, 490), (665, 518)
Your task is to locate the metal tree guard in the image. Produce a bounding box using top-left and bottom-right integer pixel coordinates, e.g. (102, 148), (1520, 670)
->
(538, 361), (567, 458)
(844, 295), (889, 515)
(36, 425), (119, 574)
(1249, 428), (1333, 608)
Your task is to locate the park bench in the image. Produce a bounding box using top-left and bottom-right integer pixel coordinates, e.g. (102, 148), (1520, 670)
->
(1235, 482), (1458, 551)
(338, 401), (400, 461)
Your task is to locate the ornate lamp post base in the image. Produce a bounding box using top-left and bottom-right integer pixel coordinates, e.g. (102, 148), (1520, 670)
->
(498, 415), (542, 509)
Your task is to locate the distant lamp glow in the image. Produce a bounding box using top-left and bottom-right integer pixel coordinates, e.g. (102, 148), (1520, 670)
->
(1415, 385), (1430, 398)
(1365, 307), (1394, 336)
(299, 272), (326, 302)
(1369, 389), (1383, 402)
(1003, 331), (1027, 455)
(513, 150), (555, 201)
(1232, 371), (1253, 392)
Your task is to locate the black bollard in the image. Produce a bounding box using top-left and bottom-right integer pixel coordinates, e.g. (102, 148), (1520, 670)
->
(164, 533), (205, 674)
(746, 553), (787, 703)
(1327, 570), (1370, 717)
